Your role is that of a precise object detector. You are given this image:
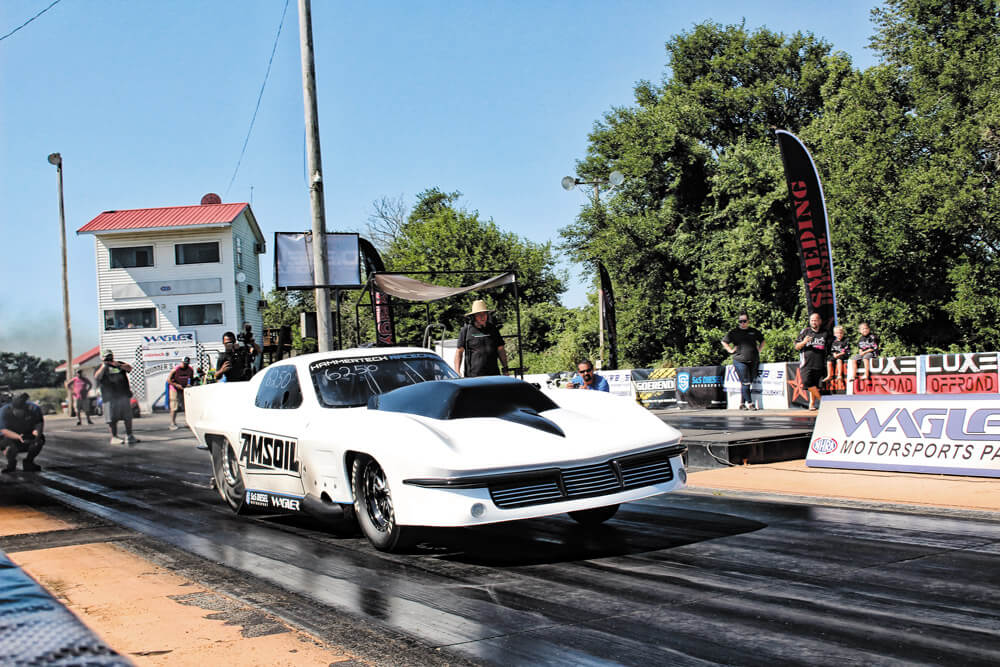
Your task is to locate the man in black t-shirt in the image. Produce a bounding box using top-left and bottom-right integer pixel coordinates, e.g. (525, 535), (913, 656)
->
(454, 300), (509, 378)
(721, 312), (766, 410)
(216, 331), (251, 382)
(0, 393), (45, 473)
(95, 351), (138, 446)
(795, 312), (831, 411)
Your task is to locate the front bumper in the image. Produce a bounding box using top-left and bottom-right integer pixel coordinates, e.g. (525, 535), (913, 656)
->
(395, 444), (686, 526)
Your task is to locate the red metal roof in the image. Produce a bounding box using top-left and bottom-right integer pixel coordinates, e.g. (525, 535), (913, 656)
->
(77, 203), (248, 234)
(55, 345), (101, 372)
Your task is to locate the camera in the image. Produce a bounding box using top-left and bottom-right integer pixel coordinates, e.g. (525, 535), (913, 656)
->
(237, 323), (254, 345)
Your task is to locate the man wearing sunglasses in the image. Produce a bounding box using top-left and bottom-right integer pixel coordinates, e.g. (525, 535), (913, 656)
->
(722, 312), (766, 410)
(567, 359), (609, 392)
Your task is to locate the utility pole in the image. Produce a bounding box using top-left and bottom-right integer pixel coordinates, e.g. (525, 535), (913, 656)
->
(48, 153), (74, 410)
(297, 0), (333, 351)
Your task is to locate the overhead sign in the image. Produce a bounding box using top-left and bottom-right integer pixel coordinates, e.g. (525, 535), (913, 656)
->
(275, 232), (361, 289)
(807, 394), (1000, 477)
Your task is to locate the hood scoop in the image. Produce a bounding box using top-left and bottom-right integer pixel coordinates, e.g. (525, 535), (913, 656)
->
(369, 377), (565, 437)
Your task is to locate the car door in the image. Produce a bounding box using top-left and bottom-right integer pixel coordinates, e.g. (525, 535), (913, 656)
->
(238, 364), (308, 511)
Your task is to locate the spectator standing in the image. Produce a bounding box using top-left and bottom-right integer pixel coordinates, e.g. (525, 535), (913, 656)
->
(454, 300), (509, 378)
(826, 326), (851, 383)
(0, 393), (45, 473)
(721, 312), (766, 410)
(795, 313), (831, 411)
(167, 356), (195, 430)
(850, 322), (881, 380)
(567, 359), (610, 391)
(95, 351), (139, 445)
(66, 369), (93, 425)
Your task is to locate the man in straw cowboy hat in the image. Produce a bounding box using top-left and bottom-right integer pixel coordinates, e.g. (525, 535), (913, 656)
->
(454, 299), (509, 377)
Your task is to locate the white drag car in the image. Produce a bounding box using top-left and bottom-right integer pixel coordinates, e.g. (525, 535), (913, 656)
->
(184, 348), (686, 552)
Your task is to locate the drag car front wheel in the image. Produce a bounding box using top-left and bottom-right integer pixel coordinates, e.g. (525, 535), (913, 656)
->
(568, 504), (619, 526)
(210, 436), (245, 513)
(352, 455), (416, 552)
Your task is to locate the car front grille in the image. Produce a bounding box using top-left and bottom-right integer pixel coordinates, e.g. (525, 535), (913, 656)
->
(488, 447), (677, 509)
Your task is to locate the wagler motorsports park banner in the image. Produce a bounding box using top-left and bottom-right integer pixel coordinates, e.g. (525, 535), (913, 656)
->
(807, 394), (1000, 477)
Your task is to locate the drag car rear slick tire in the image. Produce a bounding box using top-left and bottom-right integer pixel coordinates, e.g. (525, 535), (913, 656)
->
(210, 438), (245, 513)
(351, 455), (416, 552)
(568, 504), (619, 526)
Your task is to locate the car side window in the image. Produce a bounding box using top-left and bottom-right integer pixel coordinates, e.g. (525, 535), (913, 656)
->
(255, 366), (303, 409)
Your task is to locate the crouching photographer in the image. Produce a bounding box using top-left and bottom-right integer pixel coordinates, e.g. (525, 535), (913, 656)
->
(1, 393), (45, 473)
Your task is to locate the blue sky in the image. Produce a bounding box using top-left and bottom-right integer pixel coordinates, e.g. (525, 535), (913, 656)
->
(0, 0), (881, 360)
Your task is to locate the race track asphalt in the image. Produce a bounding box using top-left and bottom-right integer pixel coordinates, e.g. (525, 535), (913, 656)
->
(2, 411), (999, 666)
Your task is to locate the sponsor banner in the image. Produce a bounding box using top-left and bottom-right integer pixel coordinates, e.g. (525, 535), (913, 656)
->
(725, 363), (790, 409)
(142, 331), (196, 350)
(633, 368), (676, 408)
(923, 352), (999, 394)
(600, 369), (636, 398)
(676, 366), (726, 410)
(598, 262), (619, 371)
(776, 129), (839, 327)
(851, 356), (918, 395)
(243, 489), (304, 514)
(143, 347), (198, 362)
(807, 394), (1000, 477)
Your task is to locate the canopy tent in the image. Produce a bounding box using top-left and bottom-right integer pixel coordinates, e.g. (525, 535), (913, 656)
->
(371, 271), (516, 302)
(355, 270), (523, 376)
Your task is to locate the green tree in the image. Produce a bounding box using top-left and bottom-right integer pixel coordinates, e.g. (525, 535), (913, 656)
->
(0, 352), (62, 388)
(562, 23), (850, 367)
(381, 189), (566, 355)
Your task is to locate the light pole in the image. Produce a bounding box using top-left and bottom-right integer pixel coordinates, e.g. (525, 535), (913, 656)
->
(561, 170), (624, 369)
(48, 152), (74, 413)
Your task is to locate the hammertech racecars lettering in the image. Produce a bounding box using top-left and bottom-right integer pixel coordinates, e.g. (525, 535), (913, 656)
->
(184, 348), (687, 552)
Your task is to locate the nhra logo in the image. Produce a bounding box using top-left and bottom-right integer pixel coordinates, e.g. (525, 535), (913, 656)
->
(677, 372), (691, 393)
(811, 437), (838, 454)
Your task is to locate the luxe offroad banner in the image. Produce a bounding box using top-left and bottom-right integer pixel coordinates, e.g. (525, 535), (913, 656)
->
(776, 129), (839, 327)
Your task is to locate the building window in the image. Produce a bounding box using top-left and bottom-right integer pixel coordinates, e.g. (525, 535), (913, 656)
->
(104, 308), (156, 330)
(178, 303), (223, 327)
(236, 237), (243, 269)
(110, 246), (153, 269)
(175, 242), (220, 265)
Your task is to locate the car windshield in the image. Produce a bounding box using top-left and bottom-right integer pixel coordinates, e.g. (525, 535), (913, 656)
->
(308, 353), (459, 408)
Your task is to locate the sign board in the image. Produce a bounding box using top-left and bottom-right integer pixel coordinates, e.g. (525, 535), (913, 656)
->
(807, 394), (1000, 477)
(923, 352), (999, 394)
(633, 368), (676, 408)
(725, 363), (789, 409)
(600, 369), (636, 398)
(851, 355), (919, 395)
(676, 366), (726, 409)
(275, 232), (361, 289)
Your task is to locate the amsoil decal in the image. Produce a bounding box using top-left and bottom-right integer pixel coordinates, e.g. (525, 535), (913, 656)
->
(852, 356), (918, 395)
(806, 395), (1000, 477)
(924, 352), (999, 394)
(239, 430), (300, 474)
(245, 490), (303, 512)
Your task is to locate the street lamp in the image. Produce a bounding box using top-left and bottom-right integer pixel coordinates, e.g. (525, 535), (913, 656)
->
(561, 170), (625, 370)
(48, 152), (74, 415)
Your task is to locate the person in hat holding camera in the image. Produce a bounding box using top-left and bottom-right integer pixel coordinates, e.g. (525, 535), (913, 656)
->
(95, 351), (139, 445)
(0, 393), (45, 473)
(454, 299), (509, 378)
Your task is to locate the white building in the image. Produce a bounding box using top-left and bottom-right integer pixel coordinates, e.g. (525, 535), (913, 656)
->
(78, 198), (265, 411)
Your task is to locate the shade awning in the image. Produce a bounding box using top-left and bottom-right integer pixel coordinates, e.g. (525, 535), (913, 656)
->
(371, 272), (516, 302)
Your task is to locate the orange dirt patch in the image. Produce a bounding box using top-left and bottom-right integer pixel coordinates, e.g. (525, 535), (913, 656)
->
(9, 542), (357, 666)
(0, 505), (75, 536)
(689, 459), (1000, 511)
